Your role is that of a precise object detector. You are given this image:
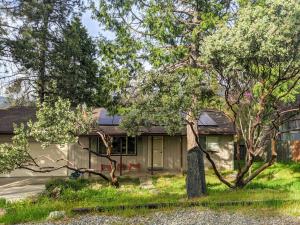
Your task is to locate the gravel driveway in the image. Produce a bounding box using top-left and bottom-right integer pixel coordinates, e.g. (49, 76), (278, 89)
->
(22, 208), (300, 225)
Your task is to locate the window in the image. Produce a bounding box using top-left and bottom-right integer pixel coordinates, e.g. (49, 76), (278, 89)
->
(90, 136), (98, 152)
(89, 136), (137, 155)
(99, 141), (106, 154)
(112, 137), (126, 154)
(90, 136), (105, 154)
(206, 136), (219, 152)
(280, 114), (300, 141)
(127, 137), (136, 155)
(199, 136), (206, 150)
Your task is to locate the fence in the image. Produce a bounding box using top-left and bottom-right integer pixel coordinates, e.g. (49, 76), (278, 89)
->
(234, 140), (300, 163)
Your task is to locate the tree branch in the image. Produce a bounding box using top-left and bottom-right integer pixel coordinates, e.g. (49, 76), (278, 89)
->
(186, 120), (234, 188)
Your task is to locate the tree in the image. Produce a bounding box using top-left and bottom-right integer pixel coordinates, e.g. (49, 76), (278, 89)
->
(0, 98), (120, 186)
(0, 1), (14, 60)
(0, 1), (20, 83)
(201, 0), (300, 188)
(6, 0), (82, 103)
(48, 17), (99, 106)
(94, 0), (231, 198)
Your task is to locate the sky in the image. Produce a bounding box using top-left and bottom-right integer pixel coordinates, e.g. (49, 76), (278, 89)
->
(81, 10), (100, 38)
(80, 5), (114, 40)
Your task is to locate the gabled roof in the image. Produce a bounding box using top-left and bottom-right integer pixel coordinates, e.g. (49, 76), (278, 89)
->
(0, 107), (235, 135)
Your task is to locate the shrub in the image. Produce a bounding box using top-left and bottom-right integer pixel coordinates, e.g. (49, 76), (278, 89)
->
(44, 178), (92, 198)
(0, 198), (6, 208)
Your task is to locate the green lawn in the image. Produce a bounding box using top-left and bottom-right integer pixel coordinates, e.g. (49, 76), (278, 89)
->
(0, 162), (299, 224)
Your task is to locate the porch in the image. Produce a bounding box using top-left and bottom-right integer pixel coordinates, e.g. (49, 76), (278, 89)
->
(70, 135), (187, 176)
(70, 133), (234, 177)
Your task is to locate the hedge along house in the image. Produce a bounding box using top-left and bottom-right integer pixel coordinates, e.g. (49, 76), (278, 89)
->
(0, 107), (235, 178)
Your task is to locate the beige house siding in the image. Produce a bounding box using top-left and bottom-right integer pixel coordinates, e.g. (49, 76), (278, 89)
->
(93, 136), (148, 172)
(163, 136), (181, 170)
(68, 136), (149, 173)
(182, 137), (188, 170)
(205, 135), (234, 170)
(158, 135), (234, 171)
(0, 134), (234, 178)
(0, 135), (68, 177)
(68, 137), (89, 174)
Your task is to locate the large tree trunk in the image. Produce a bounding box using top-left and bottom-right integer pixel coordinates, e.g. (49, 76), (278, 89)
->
(186, 116), (206, 198)
(184, 8), (207, 198)
(38, 0), (49, 103)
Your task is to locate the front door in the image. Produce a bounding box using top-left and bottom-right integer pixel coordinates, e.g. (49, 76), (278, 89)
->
(152, 136), (163, 168)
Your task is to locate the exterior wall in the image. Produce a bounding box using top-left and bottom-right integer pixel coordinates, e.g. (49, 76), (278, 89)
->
(205, 135), (234, 170)
(163, 136), (182, 171)
(0, 133), (234, 178)
(69, 136), (149, 174)
(144, 135), (234, 171)
(161, 135), (234, 171)
(0, 135), (68, 177)
(94, 136), (148, 172)
(68, 136), (90, 174)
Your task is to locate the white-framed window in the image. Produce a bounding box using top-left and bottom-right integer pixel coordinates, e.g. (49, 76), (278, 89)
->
(206, 136), (219, 152)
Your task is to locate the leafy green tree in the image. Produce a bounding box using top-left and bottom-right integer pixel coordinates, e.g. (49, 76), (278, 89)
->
(7, 0), (82, 103)
(0, 98), (119, 185)
(0, 124), (30, 173)
(94, 0), (231, 198)
(49, 17), (99, 106)
(203, 0), (300, 188)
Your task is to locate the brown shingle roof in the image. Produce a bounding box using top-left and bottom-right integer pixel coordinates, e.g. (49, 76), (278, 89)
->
(0, 107), (235, 135)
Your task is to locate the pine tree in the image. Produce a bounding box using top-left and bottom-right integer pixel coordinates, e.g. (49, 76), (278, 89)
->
(49, 17), (98, 106)
(8, 0), (82, 103)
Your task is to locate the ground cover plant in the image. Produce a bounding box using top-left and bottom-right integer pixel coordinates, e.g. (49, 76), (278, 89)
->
(0, 162), (299, 224)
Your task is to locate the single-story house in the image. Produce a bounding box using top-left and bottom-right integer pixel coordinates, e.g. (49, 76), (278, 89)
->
(0, 107), (235, 178)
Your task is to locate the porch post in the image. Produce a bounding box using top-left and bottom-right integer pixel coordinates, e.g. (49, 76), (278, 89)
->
(88, 136), (91, 178)
(120, 142), (123, 176)
(151, 136), (154, 175)
(180, 135), (183, 173)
